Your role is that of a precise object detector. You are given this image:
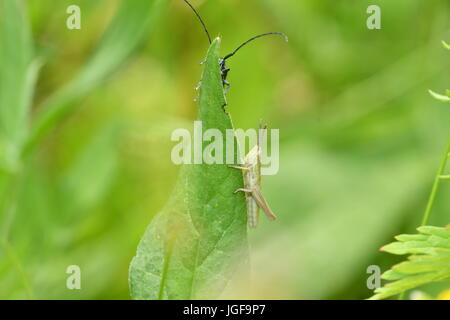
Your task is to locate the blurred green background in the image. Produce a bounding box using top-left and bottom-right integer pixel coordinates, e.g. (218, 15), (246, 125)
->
(1, 0), (450, 299)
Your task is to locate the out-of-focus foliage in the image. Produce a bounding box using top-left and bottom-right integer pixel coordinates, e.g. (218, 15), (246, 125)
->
(25, 0), (168, 153)
(0, 0), (449, 299)
(0, 0), (36, 173)
(428, 41), (450, 102)
(371, 40), (450, 300)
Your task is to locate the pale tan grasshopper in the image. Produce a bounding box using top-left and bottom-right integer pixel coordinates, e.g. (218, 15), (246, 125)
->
(229, 122), (277, 228)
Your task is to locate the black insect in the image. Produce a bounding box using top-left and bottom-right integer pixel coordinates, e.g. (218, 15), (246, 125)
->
(183, 0), (288, 93)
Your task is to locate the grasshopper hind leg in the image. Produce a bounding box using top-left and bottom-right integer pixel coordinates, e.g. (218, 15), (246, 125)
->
(228, 165), (250, 171)
(234, 188), (252, 194)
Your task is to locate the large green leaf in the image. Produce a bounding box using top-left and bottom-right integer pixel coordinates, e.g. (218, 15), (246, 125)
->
(129, 38), (248, 300)
(370, 225), (450, 300)
(24, 0), (168, 154)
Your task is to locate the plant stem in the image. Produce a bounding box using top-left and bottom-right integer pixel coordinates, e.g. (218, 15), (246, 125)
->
(398, 136), (450, 301)
(421, 136), (450, 226)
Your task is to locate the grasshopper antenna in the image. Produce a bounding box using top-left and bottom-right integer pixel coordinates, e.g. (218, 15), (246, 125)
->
(183, 0), (212, 44)
(223, 32), (288, 60)
(258, 120), (267, 154)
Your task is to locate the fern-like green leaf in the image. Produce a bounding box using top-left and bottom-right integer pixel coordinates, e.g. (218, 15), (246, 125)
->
(370, 225), (450, 300)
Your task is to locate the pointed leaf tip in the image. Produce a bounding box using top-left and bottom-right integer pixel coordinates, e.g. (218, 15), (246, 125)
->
(442, 40), (450, 50)
(429, 90), (450, 102)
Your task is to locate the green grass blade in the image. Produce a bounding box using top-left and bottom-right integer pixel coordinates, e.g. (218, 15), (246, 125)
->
(0, 0), (36, 172)
(24, 0), (168, 155)
(129, 38), (248, 300)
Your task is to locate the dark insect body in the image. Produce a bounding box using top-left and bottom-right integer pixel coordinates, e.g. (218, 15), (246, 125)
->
(183, 0), (288, 93)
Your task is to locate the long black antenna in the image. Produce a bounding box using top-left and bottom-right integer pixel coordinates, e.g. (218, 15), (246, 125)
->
(224, 32), (288, 60)
(183, 0), (212, 44)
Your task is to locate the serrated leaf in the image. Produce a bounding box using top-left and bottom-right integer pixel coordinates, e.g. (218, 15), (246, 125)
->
(25, 0), (168, 154)
(394, 234), (428, 242)
(371, 226), (450, 300)
(417, 225), (450, 239)
(393, 256), (450, 274)
(381, 241), (432, 255)
(427, 235), (450, 248)
(370, 272), (445, 300)
(381, 269), (409, 281)
(129, 38), (248, 300)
